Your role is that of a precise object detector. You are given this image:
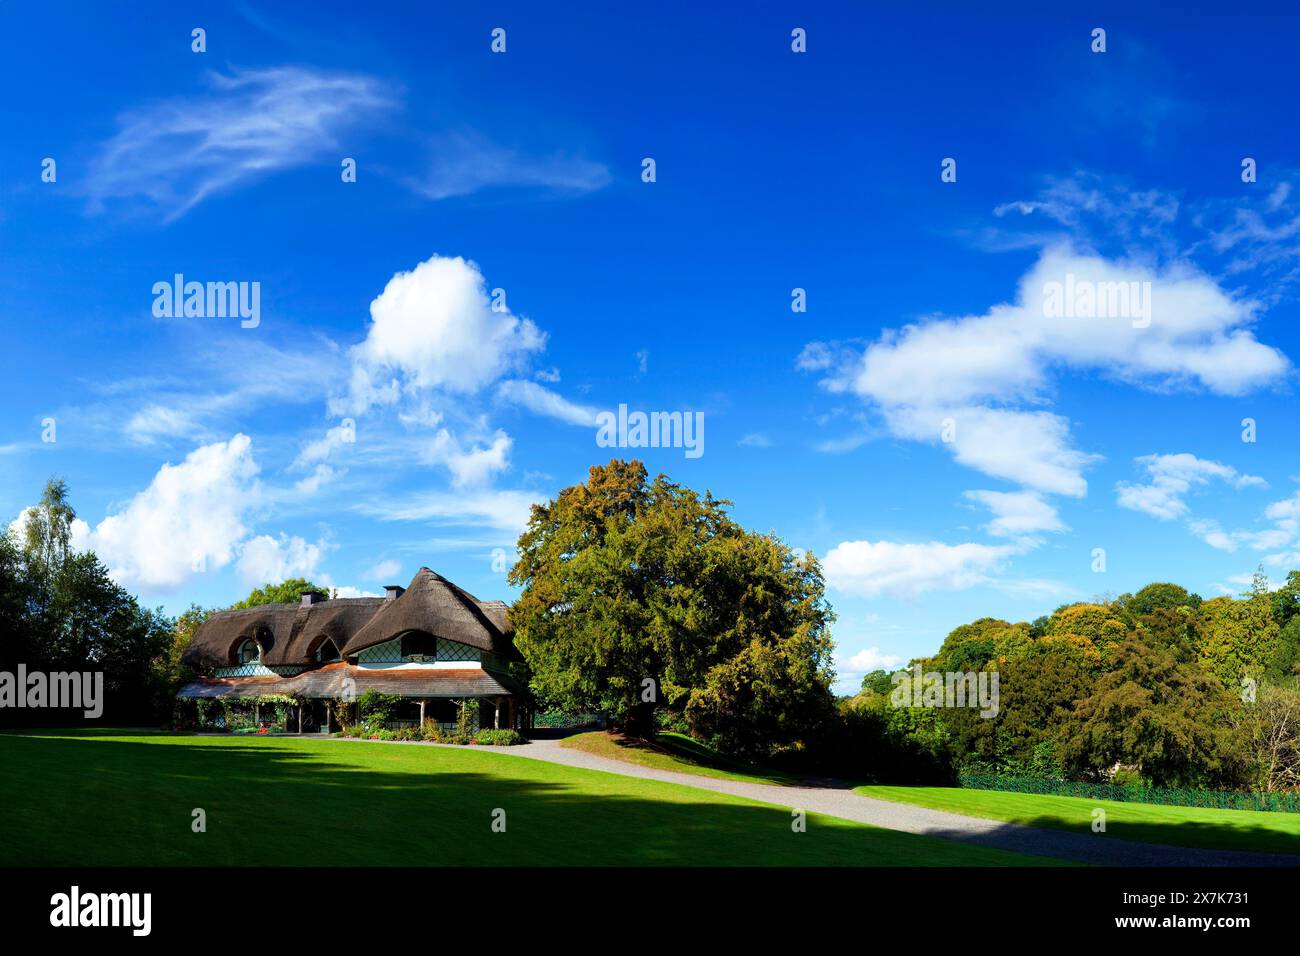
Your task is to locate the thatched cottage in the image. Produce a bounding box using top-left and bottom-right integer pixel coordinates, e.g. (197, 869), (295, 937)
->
(177, 568), (527, 732)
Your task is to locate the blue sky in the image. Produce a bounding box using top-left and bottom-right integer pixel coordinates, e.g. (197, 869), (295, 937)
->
(4, 1), (1300, 692)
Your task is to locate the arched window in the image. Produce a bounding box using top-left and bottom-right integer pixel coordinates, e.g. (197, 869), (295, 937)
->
(237, 639), (261, 665)
(317, 639), (341, 663)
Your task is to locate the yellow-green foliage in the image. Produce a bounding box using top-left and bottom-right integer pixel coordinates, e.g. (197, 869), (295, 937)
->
(1044, 604), (1130, 654)
(1195, 594), (1278, 686)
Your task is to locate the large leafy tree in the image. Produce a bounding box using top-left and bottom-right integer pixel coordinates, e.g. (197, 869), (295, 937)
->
(509, 460), (835, 748)
(1059, 636), (1247, 788)
(1195, 587), (1279, 687)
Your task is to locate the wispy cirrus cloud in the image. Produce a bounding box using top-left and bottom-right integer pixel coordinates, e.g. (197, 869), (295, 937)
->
(496, 379), (599, 426)
(403, 131), (610, 201)
(85, 66), (398, 221)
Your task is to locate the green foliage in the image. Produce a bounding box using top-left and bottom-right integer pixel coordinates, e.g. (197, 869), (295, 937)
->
(1195, 592), (1278, 686)
(509, 459), (836, 754)
(1122, 582), (1202, 616)
(1059, 636), (1247, 788)
(232, 578), (322, 609)
(1043, 603), (1130, 660)
(1, 490), (175, 725)
(930, 618), (1029, 670)
(356, 690), (402, 723)
(21, 477), (76, 576)
(859, 669), (894, 696)
(686, 633), (839, 760)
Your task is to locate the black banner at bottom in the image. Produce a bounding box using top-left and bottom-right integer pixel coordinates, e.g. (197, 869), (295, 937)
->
(0, 866), (1278, 942)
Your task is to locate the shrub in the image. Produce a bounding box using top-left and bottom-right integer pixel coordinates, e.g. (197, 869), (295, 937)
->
(473, 729), (526, 746)
(356, 690), (402, 723)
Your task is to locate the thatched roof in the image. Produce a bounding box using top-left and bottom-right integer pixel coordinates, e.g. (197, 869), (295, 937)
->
(182, 568), (518, 671)
(176, 662), (524, 700)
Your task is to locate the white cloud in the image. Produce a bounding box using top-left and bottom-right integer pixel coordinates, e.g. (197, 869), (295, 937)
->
(86, 67), (396, 220)
(496, 379), (598, 426)
(894, 405), (1096, 497)
(294, 423), (357, 470)
(1116, 453), (1265, 521)
(963, 489), (1065, 537)
(78, 435), (261, 591)
(367, 559), (401, 581)
(823, 539), (1018, 599)
(837, 647), (904, 673)
(738, 433), (773, 448)
(425, 429), (512, 488)
(235, 533), (329, 586)
(803, 246), (1288, 496)
(334, 254), (545, 415)
(293, 464), (338, 496)
(125, 405), (201, 445)
(324, 584), (382, 599)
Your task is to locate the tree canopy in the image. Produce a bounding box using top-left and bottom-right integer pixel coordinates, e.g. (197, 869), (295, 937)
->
(232, 578), (323, 609)
(509, 460), (835, 750)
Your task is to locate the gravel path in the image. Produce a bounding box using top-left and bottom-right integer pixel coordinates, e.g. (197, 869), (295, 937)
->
(398, 734), (1300, 867)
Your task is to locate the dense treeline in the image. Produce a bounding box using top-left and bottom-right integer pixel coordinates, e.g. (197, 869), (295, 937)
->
(0, 480), (174, 726)
(845, 577), (1300, 791)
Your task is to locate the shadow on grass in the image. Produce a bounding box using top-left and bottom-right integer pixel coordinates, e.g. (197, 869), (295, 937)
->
(0, 733), (1053, 868)
(1011, 811), (1300, 860)
(853, 786), (1300, 864)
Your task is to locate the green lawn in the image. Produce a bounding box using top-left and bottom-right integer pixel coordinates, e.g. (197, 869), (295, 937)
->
(0, 729), (1065, 866)
(857, 785), (1300, 857)
(560, 730), (800, 786)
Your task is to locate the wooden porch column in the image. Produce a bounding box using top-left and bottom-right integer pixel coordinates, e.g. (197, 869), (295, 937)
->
(494, 697), (503, 729)
(325, 704), (331, 734)
(254, 702), (260, 725)
(297, 704), (303, 734)
(419, 699), (426, 728)
(508, 698), (516, 730)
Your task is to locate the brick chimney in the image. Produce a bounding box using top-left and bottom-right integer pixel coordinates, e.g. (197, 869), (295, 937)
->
(384, 585), (405, 602)
(301, 590), (327, 606)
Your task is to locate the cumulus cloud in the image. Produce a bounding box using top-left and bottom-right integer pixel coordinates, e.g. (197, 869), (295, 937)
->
(823, 539), (1019, 599)
(802, 246), (1288, 497)
(78, 434), (261, 591)
(235, 533), (329, 586)
(367, 559), (402, 581)
(837, 647), (904, 673)
(1116, 453), (1265, 521)
(964, 489), (1066, 538)
(86, 66), (396, 220)
(333, 254), (546, 415)
(424, 429), (512, 488)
